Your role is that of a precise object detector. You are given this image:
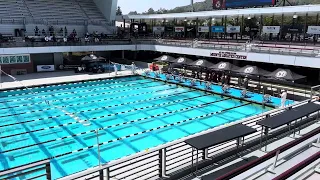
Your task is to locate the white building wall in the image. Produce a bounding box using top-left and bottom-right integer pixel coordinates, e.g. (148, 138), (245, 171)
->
(93, 0), (118, 22)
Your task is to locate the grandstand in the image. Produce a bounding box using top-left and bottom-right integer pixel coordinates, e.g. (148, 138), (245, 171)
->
(0, 0), (116, 37)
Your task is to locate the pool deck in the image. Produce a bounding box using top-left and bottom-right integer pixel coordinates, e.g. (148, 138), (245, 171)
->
(0, 70), (136, 90)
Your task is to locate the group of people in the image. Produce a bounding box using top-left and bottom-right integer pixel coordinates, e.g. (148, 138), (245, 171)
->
(113, 62), (136, 75)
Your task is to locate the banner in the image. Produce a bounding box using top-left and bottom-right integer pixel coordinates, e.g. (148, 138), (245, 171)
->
(198, 26), (209, 33)
(307, 26), (320, 34)
(226, 26), (240, 33)
(37, 65), (55, 72)
(174, 27), (185, 32)
(165, 26), (174, 32)
(213, 0), (275, 9)
(153, 26), (165, 33)
(282, 25), (303, 33)
(210, 51), (247, 60)
(262, 26), (280, 34)
(186, 26), (196, 32)
(211, 26), (225, 33)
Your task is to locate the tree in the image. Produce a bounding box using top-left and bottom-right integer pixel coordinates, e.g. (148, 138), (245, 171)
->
(147, 8), (155, 14)
(116, 6), (122, 15)
(128, 11), (138, 15)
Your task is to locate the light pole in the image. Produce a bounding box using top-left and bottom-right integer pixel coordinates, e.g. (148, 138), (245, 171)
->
(96, 129), (101, 168)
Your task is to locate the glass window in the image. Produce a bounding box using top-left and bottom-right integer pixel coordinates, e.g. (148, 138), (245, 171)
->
(10, 56), (17, 64)
(2, 56), (9, 64)
(23, 55), (30, 63)
(17, 56), (23, 63)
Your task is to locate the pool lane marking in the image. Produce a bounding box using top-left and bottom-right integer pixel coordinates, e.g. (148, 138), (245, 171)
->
(0, 97), (232, 153)
(1, 102), (251, 158)
(0, 79), (153, 103)
(0, 92), (210, 138)
(0, 83), (169, 118)
(0, 81), (164, 110)
(0, 88), (190, 128)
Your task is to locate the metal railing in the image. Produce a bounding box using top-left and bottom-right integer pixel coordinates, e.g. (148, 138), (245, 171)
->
(0, 160), (51, 180)
(58, 74), (318, 180)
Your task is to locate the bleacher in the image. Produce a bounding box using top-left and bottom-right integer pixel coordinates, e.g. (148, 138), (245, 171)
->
(0, 0), (112, 37)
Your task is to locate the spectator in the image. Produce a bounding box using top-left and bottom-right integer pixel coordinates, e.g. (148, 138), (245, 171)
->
(42, 29), (46, 36)
(59, 28), (63, 36)
(64, 26), (68, 37)
(34, 26), (39, 36)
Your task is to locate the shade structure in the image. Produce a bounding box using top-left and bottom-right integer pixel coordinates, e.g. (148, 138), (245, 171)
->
(188, 59), (214, 68)
(234, 65), (270, 77)
(265, 68), (306, 81)
(171, 57), (194, 65)
(81, 55), (93, 61)
(154, 55), (175, 63)
(210, 62), (238, 72)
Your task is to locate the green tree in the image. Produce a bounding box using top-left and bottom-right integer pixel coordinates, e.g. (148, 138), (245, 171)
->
(116, 6), (122, 15)
(147, 8), (155, 14)
(128, 11), (139, 15)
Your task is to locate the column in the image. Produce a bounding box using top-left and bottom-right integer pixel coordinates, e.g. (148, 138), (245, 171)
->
(224, 16), (227, 39)
(196, 17), (199, 38)
(241, 15), (244, 39)
(236, 16), (239, 40)
(260, 15), (263, 39)
(209, 17), (212, 39)
(280, 14), (284, 41)
(304, 13), (308, 42)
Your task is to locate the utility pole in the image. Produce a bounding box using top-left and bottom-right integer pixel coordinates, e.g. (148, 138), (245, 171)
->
(191, 0), (194, 12)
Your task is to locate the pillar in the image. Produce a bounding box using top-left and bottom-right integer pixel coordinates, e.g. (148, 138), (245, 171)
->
(224, 16), (227, 38)
(53, 53), (63, 67)
(241, 15), (244, 39)
(196, 17), (199, 37)
(304, 13), (308, 42)
(236, 17), (239, 40)
(122, 50), (125, 59)
(209, 17), (212, 39)
(280, 14), (284, 41)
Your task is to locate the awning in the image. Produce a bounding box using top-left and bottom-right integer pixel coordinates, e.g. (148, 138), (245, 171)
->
(265, 68), (306, 81)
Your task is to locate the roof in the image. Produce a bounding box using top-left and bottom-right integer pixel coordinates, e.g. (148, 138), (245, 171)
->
(117, 5), (320, 20)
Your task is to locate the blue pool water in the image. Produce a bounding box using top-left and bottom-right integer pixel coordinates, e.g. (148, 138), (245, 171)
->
(0, 76), (272, 179)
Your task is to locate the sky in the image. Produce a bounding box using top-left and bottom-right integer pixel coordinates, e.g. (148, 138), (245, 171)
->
(118, 0), (205, 14)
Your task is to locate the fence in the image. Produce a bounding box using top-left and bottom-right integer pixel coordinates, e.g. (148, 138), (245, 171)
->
(0, 160), (51, 180)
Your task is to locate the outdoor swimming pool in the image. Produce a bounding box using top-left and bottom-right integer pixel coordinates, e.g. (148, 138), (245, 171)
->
(0, 75), (274, 179)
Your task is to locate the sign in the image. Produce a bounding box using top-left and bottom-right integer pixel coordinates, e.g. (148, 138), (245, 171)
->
(211, 26), (225, 33)
(276, 70), (287, 78)
(307, 26), (320, 34)
(174, 27), (185, 32)
(282, 25), (303, 33)
(153, 26), (165, 33)
(198, 26), (209, 33)
(165, 26), (174, 32)
(263, 26), (280, 34)
(177, 58), (185, 63)
(37, 65), (55, 72)
(196, 60), (204, 66)
(186, 26), (196, 32)
(244, 67), (254, 74)
(0, 54), (30, 64)
(210, 51), (247, 60)
(213, 0), (275, 9)
(226, 26), (240, 33)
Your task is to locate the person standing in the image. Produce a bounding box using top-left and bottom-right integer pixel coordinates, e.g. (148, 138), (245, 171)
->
(280, 90), (287, 108)
(131, 62), (135, 74)
(114, 64), (118, 75)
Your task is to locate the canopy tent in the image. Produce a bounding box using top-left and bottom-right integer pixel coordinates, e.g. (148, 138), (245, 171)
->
(210, 62), (238, 72)
(154, 55), (176, 63)
(188, 59), (214, 68)
(171, 57), (194, 65)
(234, 65), (270, 77)
(81, 54), (106, 62)
(265, 68), (306, 82)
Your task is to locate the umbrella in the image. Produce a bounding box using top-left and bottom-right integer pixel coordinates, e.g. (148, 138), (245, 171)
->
(154, 55), (175, 63)
(234, 65), (270, 77)
(265, 68), (305, 81)
(188, 59), (214, 68)
(210, 62), (238, 72)
(81, 55), (93, 61)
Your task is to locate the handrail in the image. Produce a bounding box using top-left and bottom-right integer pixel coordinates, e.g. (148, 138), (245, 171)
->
(272, 151), (320, 180)
(216, 126), (320, 180)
